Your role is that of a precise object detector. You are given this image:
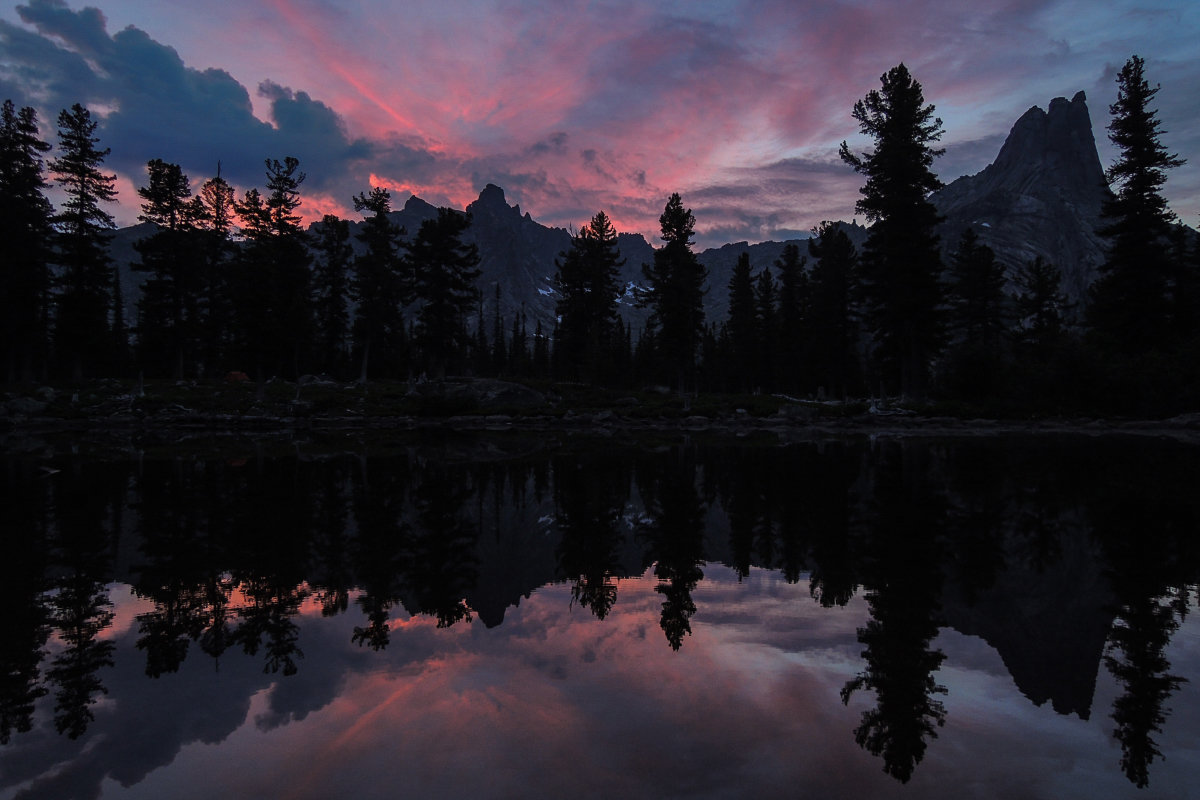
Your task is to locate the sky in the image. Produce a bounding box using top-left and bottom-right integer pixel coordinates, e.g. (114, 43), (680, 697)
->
(1, 0), (1198, 249)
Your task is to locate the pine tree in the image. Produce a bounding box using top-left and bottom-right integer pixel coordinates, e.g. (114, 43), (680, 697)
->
(196, 170), (237, 375)
(351, 187), (406, 381)
(944, 228), (1008, 399)
(774, 243), (809, 394)
(231, 157), (313, 383)
(312, 214), (352, 376)
(725, 252), (757, 392)
(947, 229), (1007, 350)
(640, 193), (707, 391)
(49, 104), (118, 381)
(553, 210), (624, 384)
(1088, 55), (1186, 353)
(133, 159), (203, 378)
(410, 209), (481, 378)
(1012, 256), (1071, 358)
(840, 65), (946, 400)
(0, 100), (54, 383)
(753, 267), (778, 391)
(807, 222), (860, 399)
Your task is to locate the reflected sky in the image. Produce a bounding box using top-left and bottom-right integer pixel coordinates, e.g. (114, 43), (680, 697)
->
(4, 566), (1198, 800)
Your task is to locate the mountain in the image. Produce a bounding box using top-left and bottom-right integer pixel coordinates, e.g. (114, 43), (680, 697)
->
(110, 92), (1111, 333)
(933, 91), (1110, 301)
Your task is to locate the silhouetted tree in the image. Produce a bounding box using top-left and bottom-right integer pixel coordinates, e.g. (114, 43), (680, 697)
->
(196, 170), (237, 374)
(49, 103), (118, 381)
(553, 210), (624, 383)
(311, 214), (353, 376)
(774, 243), (808, 393)
(1088, 55), (1186, 353)
(351, 187), (407, 381)
(231, 157), (313, 385)
(754, 266), (778, 390)
(807, 221), (860, 398)
(133, 159), (204, 378)
(410, 209), (481, 378)
(725, 252), (757, 392)
(1012, 256), (1071, 358)
(943, 228), (1008, 399)
(840, 65), (946, 399)
(640, 193), (707, 391)
(0, 100), (54, 383)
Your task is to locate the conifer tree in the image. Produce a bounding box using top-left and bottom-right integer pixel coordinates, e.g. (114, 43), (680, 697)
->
(943, 228), (1008, 399)
(1088, 55), (1186, 353)
(640, 193), (707, 391)
(840, 65), (946, 399)
(754, 267), (778, 391)
(196, 170), (237, 374)
(351, 187), (406, 381)
(774, 243), (808, 394)
(231, 157), (313, 382)
(49, 104), (118, 381)
(553, 210), (624, 384)
(0, 100), (54, 383)
(411, 208), (481, 377)
(1012, 256), (1071, 358)
(947, 229), (1007, 351)
(725, 252), (757, 392)
(312, 214), (352, 376)
(133, 159), (203, 378)
(807, 222), (860, 398)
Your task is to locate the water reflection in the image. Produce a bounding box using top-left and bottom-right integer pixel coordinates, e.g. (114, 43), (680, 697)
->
(1, 433), (1199, 796)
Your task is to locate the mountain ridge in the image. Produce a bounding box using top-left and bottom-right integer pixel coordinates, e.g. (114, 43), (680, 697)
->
(110, 91), (1113, 330)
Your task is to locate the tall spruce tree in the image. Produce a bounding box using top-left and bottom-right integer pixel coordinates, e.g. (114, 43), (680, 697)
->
(640, 193), (707, 391)
(196, 170), (237, 375)
(410, 208), (481, 378)
(725, 252), (757, 392)
(1088, 55), (1186, 353)
(132, 159), (203, 378)
(312, 214), (352, 377)
(753, 267), (778, 391)
(49, 104), (118, 381)
(944, 228), (1008, 399)
(807, 222), (860, 398)
(1012, 256), (1071, 359)
(232, 157), (313, 383)
(840, 65), (946, 400)
(553, 210), (624, 384)
(351, 187), (407, 381)
(774, 243), (808, 394)
(0, 100), (54, 383)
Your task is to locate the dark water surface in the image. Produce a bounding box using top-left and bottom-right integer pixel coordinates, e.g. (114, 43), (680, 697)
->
(1, 432), (1198, 799)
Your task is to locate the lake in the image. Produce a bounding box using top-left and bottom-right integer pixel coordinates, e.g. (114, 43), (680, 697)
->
(1, 431), (1198, 798)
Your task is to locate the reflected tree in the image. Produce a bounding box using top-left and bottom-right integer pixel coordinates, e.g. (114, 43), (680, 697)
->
(45, 462), (122, 738)
(636, 448), (706, 650)
(554, 452), (630, 620)
(404, 461), (479, 628)
(0, 461), (51, 743)
(1105, 589), (1188, 787)
(841, 443), (948, 783)
(351, 454), (411, 649)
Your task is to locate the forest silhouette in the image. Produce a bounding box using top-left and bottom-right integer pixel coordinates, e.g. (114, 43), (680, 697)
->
(3, 57), (1198, 415)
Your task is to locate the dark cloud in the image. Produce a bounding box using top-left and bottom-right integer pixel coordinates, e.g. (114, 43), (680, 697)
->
(0, 1), (384, 204)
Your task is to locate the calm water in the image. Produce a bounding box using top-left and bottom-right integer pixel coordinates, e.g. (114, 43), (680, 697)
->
(1, 432), (1198, 799)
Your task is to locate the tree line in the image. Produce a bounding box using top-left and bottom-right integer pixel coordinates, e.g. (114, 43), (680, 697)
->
(2, 54), (1196, 413)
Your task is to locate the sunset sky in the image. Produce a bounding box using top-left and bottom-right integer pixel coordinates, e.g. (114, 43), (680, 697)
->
(2, 0), (1197, 247)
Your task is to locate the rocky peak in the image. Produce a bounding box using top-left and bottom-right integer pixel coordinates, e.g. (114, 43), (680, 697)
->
(468, 183), (521, 223)
(933, 91), (1111, 301)
(987, 91), (1105, 198)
